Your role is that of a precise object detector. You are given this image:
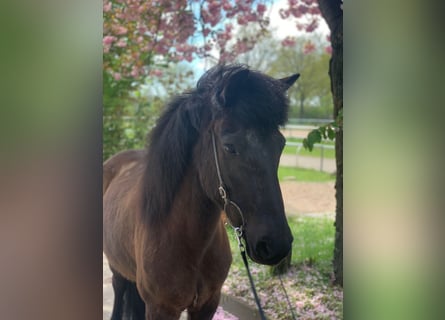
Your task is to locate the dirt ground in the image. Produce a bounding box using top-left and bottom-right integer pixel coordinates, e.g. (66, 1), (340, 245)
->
(280, 181), (336, 217)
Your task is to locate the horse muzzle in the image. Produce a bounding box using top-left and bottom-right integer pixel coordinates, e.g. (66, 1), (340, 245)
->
(246, 234), (293, 266)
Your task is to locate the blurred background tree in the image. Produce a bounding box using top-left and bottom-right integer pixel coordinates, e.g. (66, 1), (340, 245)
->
(103, 62), (194, 160)
(268, 35), (332, 119)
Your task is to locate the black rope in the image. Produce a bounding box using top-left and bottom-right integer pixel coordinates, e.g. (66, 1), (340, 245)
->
(239, 244), (268, 320)
(278, 274), (298, 320)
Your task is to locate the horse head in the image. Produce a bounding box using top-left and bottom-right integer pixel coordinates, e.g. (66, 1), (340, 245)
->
(196, 65), (299, 265)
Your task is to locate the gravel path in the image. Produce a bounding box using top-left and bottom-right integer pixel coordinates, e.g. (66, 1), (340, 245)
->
(281, 181), (336, 217)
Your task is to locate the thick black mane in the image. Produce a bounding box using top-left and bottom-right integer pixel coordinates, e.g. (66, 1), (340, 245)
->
(141, 64), (291, 224)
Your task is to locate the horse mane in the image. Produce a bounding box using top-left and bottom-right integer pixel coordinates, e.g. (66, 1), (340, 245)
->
(141, 64), (291, 225)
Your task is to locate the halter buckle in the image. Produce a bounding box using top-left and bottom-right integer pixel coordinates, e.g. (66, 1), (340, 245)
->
(218, 185), (227, 201)
(234, 226), (245, 251)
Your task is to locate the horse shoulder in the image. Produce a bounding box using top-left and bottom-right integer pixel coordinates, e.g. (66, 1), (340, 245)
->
(103, 149), (145, 195)
(186, 219), (232, 312)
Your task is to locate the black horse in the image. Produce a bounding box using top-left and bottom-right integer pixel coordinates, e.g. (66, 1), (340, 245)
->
(103, 64), (299, 319)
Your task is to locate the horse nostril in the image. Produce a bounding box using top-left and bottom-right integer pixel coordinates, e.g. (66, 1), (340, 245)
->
(255, 239), (271, 260)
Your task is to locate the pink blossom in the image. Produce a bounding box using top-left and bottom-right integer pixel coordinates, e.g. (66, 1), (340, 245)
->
(155, 45), (169, 55)
(279, 8), (290, 19)
(237, 15), (247, 25)
(203, 28), (211, 37)
(103, 35), (116, 45)
(245, 13), (258, 22)
(295, 6), (308, 16)
(325, 46), (332, 54)
(257, 3), (267, 15)
(305, 19), (318, 32)
(222, 2), (232, 11)
(201, 9), (211, 24)
(103, 1), (111, 13)
(279, 0), (323, 35)
(303, 41), (316, 54)
(309, 6), (320, 15)
(150, 69), (163, 77)
(212, 306), (238, 320)
(282, 36), (296, 47)
(113, 73), (121, 81)
(115, 26), (128, 35)
(138, 26), (147, 34)
(130, 66), (139, 78)
(201, 8), (220, 27)
(208, 1), (221, 14)
(115, 38), (127, 48)
(184, 53), (193, 62)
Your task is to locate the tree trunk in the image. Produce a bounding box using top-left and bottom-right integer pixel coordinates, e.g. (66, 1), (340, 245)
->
(299, 95), (305, 118)
(317, 0), (343, 286)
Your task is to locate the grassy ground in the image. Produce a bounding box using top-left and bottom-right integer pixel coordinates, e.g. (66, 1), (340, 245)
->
(283, 137), (335, 159)
(278, 166), (335, 182)
(222, 216), (343, 319)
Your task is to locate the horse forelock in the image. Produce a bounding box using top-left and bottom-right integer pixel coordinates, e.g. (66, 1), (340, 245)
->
(232, 72), (290, 130)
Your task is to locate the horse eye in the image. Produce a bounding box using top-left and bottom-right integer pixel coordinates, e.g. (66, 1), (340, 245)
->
(223, 144), (238, 155)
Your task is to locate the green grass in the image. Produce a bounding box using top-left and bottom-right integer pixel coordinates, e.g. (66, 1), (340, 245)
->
(226, 215), (335, 274)
(278, 166), (335, 182)
(283, 137), (336, 159)
(287, 215), (335, 273)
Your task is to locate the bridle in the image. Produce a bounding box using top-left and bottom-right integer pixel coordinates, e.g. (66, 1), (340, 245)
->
(211, 131), (298, 320)
(211, 131), (267, 320)
(211, 132), (245, 240)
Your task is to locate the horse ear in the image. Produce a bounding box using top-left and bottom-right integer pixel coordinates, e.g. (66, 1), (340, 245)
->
(279, 73), (300, 90)
(216, 69), (250, 108)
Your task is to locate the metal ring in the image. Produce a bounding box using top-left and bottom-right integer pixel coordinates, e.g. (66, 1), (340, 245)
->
(218, 186), (227, 200)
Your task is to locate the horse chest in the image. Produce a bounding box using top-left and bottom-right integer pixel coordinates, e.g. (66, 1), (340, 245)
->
(139, 223), (232, 309)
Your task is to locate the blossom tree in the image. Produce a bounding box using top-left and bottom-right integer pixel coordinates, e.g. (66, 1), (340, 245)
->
(103, 0), (269, 82)
(103, 0), (272, 161)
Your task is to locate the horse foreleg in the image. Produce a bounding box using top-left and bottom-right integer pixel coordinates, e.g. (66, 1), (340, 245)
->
(187, 292), (220, 320)
(110, 270), (127, 320)
(110, 269), (145, 320)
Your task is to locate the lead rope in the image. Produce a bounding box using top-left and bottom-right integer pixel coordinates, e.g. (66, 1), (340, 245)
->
(278, 273), (298, 320)
(212, 132), (297, 320)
